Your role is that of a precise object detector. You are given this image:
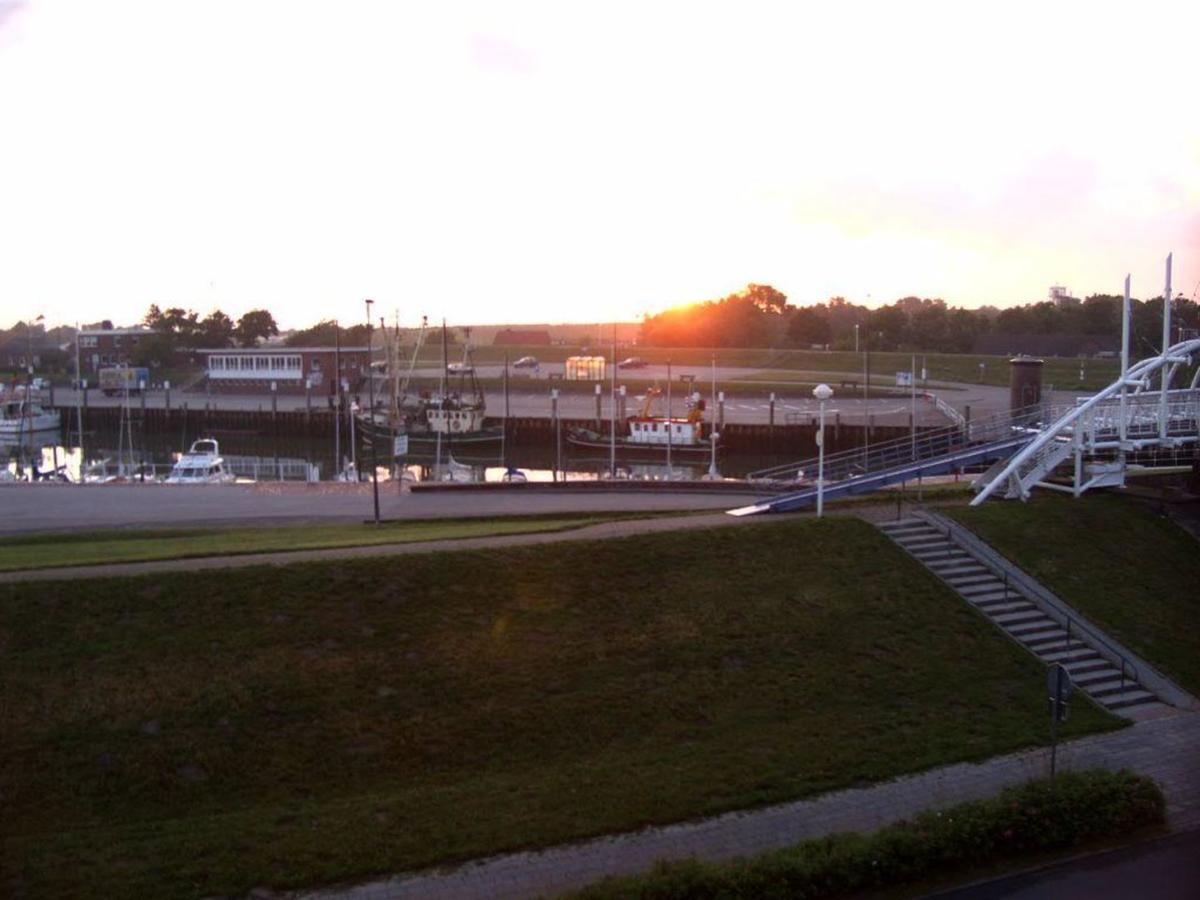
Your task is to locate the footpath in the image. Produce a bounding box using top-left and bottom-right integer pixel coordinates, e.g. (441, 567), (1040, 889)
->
(0, 512), (759, 583)
(301, 711), (1200, 900)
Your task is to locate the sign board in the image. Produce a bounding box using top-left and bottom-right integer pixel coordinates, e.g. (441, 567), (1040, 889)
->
(1047, 663), (1073, 723)
(392, 435), (409, 457)
(896, 371), (914, 387)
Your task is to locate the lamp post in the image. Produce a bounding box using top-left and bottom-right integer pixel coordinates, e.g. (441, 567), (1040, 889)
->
(813, 383), (833, 518)
(365, 299), (380, 524)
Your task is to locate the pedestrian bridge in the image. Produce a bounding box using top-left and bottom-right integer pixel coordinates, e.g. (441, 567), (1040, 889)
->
(730, 335), (1200, 516)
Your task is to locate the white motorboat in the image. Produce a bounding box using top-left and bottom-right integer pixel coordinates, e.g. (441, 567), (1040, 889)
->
(165, 438), (235, 484)
(0, 396), (61, 437)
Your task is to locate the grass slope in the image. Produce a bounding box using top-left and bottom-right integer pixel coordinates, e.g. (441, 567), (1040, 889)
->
(0, 518), (1121, 898)
(0, 514), (656, 572)
(947, 493), (1200, 696)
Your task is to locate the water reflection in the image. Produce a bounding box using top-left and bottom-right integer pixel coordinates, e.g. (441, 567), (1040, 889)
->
(2, 424), (793, 483)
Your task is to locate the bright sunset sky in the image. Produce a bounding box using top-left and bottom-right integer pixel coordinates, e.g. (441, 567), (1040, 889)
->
(1, 0), (1197, 330)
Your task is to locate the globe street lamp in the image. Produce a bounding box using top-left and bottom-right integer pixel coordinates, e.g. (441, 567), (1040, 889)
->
(813, 383), (833, 517)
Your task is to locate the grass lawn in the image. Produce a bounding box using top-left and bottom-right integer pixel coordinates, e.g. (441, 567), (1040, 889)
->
(946, 493), (1200, 696)
(0, 518), (1122, 898)
(0, 513), (663, 572)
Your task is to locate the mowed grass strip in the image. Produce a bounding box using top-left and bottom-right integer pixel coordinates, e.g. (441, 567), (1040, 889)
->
(0, 513), (662, 572)
(947, 493), (1200, 695)
(0, 518), (1121, 898)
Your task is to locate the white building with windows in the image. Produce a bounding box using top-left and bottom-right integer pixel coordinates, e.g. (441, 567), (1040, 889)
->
(198, 347), (370, 395)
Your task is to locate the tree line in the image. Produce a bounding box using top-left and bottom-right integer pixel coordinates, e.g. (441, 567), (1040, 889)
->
(128, 306), (281, 368)
(640, 285), (1200, 356)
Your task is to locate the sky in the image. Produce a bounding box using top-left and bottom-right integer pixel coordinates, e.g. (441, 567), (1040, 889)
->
(1, 0), (1197, 331)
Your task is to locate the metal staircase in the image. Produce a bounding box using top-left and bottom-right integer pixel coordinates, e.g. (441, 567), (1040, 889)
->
(878, 515), (1175, 720)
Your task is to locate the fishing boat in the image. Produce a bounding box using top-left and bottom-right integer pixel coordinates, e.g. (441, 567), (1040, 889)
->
(359, 321), (502, 450)
(0, 392), (61, 437)
(164, 438), (235, 484)
(566, 387), (716, 459)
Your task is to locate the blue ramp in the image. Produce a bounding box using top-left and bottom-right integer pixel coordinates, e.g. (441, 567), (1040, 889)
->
(728, 434), (1035, 516)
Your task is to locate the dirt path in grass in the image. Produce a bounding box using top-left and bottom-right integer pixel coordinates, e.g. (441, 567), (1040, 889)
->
(298, 710), (1200, 900)
(0, 511), (776, 582)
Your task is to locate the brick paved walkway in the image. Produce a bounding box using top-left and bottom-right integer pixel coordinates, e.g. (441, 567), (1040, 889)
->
(299, 710), (1200, 900)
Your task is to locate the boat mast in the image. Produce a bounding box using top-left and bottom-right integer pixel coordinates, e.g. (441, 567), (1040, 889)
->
(609, 322), (616, 478)
(75, 321), (84, 479)
(666, 359), (673, 478)
(334, 320), (342, 476)
(435, 318), (447, 478)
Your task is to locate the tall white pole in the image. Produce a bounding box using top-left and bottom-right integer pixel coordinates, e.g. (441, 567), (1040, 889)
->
(666, 360), (673, 478)
(1160, 252), (1172, 439)
(1119, 274), (1131, 459)
(817, 398), (826, 517)
(610, 323), (617, 477)
(75, 321), (84, 480)
(708, 355), (718, 478)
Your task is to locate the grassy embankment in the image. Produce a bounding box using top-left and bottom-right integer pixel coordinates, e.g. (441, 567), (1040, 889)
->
(0, 513), (667, 572)
(947, 493), (1200, 696)
(1, 518), (1123, 898)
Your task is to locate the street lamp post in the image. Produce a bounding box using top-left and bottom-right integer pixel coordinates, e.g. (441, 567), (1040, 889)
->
(813, 383), (833, 518)
(365, 299), (380, 524)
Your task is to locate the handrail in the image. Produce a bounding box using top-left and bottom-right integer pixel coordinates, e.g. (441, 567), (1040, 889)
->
(747, 402), (1046, 483)
(921, 510), (1141, 689)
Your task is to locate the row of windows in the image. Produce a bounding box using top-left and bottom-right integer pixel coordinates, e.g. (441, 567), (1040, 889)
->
(209, 355), (303, 372)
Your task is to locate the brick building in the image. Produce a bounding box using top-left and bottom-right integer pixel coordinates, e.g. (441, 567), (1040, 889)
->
(77, 327), (151, 373)
(198, 347), (370, 395)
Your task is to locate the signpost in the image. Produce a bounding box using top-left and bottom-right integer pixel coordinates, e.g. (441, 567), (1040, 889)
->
(392, 434), (409, 457)
(1047, 663), (1074, 779)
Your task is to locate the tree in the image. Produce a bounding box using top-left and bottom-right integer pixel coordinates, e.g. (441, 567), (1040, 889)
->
(284, 319), (370, 347)
(196, 311), (236, 349)
(234, 309), (279, 348)
(788, 306), (831, 346)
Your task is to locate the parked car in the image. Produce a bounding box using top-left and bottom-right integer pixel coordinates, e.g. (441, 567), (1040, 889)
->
(513, 356), (539, 369)
(617, 357), (647, 369)
(446, 362), (474, 375)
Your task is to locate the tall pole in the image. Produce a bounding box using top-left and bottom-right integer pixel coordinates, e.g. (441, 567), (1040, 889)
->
(814, 383), (832, 517)
(609, 322), (617, 478)
(1119, 275), (1131, 467)
(818, 397), (826, 517)
(666, 359), (673, 478)
(334, 320), (342, 477)
(1160, 252), (1172, 440)
(863, 328), (871, 469)
(366, 298), (380, 524)
(910, 353), (917, 459)
(502, 352), (510, 469)
(75, 321), (84, 480)
(708, 355), (718, 478)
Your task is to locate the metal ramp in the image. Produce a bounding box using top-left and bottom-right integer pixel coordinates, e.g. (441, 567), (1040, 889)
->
(729, 430), (1034, 516)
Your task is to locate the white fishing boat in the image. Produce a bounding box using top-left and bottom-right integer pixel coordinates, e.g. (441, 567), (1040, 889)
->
(0, 395), (61, 437)
(165, 438), (235, 484)
(567, 387), (715, 458)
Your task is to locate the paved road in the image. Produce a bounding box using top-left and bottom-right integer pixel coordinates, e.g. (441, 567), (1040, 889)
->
(297, 710), (1200, 900)
(936, 828), (1200, 899)
(0, 482), (761, 535)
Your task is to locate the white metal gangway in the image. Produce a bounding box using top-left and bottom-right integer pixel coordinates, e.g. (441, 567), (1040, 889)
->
(972, 341), (1200, 504)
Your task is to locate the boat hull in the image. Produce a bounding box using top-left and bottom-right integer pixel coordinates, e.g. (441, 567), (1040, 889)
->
(566, 431), (716, 458)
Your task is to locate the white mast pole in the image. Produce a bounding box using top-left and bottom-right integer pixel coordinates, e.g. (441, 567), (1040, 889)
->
(1119, 274), (1131, 469)
(708, 355), (718, 478)
(1160, 252), (1172, 439)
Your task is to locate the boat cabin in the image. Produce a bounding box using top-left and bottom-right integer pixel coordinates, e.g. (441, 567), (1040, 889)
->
(627, 417), (703, 446)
